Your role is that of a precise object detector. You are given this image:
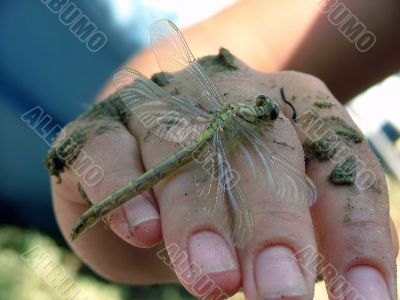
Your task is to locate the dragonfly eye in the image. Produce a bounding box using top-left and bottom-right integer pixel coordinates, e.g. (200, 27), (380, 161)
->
(256, 94), (267, 106)
(269, 100), (279, 120)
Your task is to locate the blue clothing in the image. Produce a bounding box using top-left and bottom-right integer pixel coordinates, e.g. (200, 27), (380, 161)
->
(0, 0), (175, 232)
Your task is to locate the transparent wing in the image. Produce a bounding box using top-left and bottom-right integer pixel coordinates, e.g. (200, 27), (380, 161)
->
(194, 129), (254, 248)
(233, 117), (317, 208)
(113, 68), (209, 145)
(150, 19), (224, 114)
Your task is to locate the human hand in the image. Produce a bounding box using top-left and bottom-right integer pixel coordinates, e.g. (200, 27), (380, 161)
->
(50, 55), (397, 299)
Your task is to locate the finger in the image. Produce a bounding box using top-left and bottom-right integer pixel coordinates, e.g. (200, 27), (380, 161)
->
(137, 138), (242, 299)
(235, 114), (317, 300)
(278, 72), (397, 299)
(389, 217), (399, 255)
(126, 102), (242, 298)
(53, 121), (162, 248)
(52, 175), (175, 284)
(208, 73), (319, 299)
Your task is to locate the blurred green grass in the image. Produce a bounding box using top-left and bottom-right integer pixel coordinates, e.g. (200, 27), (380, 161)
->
(0, 226), (195, 300)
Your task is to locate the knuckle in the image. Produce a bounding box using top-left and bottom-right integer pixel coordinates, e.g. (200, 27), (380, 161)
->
(343, 218), (388, 234)
(250, 203), (314, 245)
(252, 202), (308, 225)
(83, 167), (134, 202)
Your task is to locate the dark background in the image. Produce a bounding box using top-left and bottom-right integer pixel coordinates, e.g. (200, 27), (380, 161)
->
(0, 0), (175, 236)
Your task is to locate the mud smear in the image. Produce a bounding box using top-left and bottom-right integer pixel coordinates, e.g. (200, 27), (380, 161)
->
(305, 116), (362, 162)
(151, 48), (238, 90)
(343, 197), (354, 224)
(151, 72), (173, 87)
(303, 114), (364, 186)
(197, 48), (239, 73)
(313, 101), (335, 109)
(329, 156), (357, 185)
(44, 93), (131, 181)
(309, 138), (336, 160)
(322, 116), (363, 144)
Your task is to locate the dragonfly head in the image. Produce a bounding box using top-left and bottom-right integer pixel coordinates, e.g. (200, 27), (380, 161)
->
(255, 94), (279, 121)
(237, 95), (279, 124)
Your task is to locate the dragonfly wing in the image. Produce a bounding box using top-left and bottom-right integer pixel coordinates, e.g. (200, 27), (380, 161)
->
(194, 129), (254, 247)
(217, 129), (255, 247)
(113, 68), (209, 145)
(150, 19), (224, 114)
(233, 117), (317, 208)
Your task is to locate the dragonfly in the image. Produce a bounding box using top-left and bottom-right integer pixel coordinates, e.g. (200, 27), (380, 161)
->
(70, 20), (317, 247)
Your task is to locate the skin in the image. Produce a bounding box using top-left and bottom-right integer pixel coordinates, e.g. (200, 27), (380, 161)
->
(51, 0), (400, 298)
(52, 65), (398, 299)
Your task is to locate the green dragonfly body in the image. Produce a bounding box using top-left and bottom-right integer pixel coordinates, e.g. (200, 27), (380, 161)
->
(71, 101), (279, 240)
(70, 20), (316, 247)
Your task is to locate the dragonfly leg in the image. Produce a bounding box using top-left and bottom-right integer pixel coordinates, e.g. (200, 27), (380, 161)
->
(272, 138), (295, 150)
(280, 87), (297, 121)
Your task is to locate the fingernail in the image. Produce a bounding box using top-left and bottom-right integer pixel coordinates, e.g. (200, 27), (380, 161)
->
(345, 266), (390, 300)
(188, 231), (238, 274)
(255, 246), (308, 299)
(123, 196), (160, 228)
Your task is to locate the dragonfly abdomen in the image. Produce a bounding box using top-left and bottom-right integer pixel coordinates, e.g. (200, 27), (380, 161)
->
(70, 126), (215, 240)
